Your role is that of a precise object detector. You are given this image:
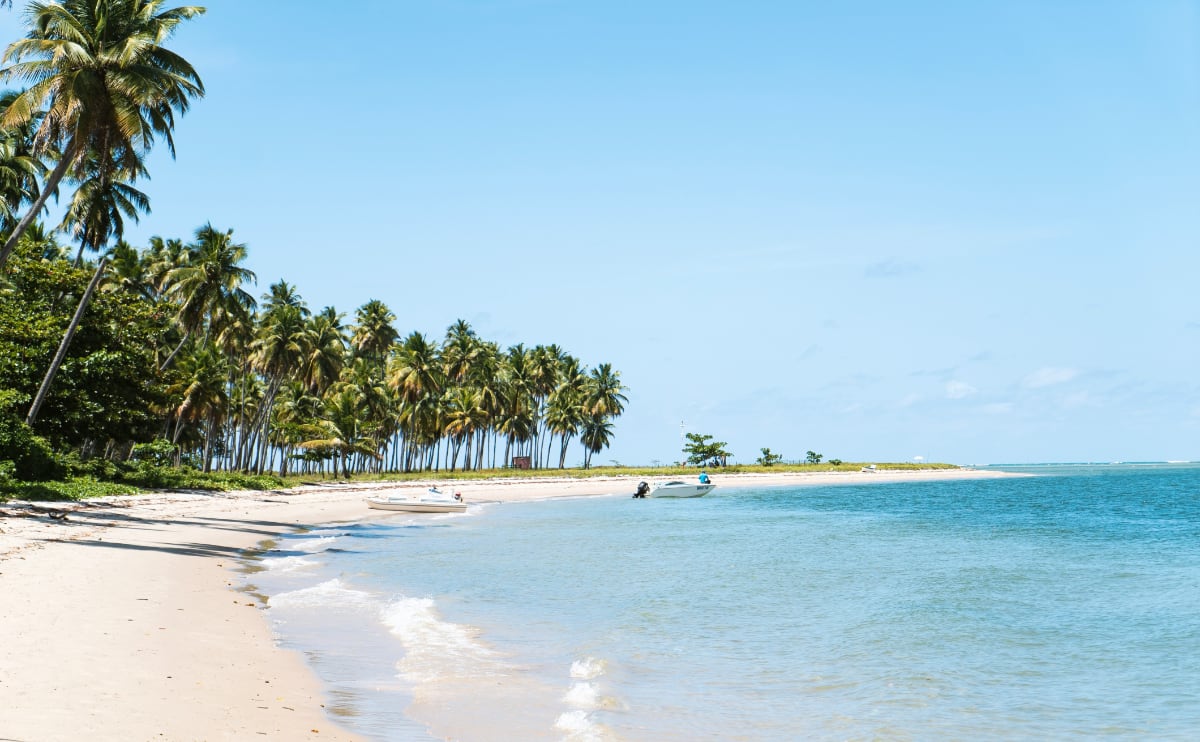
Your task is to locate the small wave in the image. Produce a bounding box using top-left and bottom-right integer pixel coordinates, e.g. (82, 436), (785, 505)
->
(261, 555), (318, 573)
(279, 535), (342, 553)
(564, 681), (598, 708)
(268, 578), (378, 612)
(381, 597), (499, 683)
(554, 710), (605, 741)
(570, 656), (607, 680)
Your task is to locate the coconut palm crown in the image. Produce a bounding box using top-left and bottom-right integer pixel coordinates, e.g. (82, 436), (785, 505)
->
(0, 0), (206, 270)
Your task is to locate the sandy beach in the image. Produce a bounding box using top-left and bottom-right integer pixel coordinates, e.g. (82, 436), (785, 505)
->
(0, 468), (1015, 740)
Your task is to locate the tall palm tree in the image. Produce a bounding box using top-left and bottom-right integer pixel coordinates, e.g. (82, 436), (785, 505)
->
(301, 307), (346, 395)
(351, 299), (397, 363)
(0, 0), (206, 271)
(159, 223), (256, 370)
(442, 319), (480, 385)
(165, 345), (228, 471)
(388, 332), (444, 471)
(249, 292), (309, 473)
(442, 386), (485, 471)
(580, 415), (614, 469)
(585, 363), (628, 419)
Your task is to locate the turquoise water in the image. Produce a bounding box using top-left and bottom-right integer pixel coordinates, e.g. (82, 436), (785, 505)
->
(248, 465), (1200, 740)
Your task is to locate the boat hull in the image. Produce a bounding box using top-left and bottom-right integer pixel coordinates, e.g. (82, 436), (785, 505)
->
(365, 498), (467, 513)
(647, 483), (716, 498)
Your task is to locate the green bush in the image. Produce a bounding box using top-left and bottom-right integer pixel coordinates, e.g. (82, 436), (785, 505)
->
(62, 452), (122, 480)
(0, 413), (64, 480)
(130, 438), (178, 467)
(113, 464), (285, 492)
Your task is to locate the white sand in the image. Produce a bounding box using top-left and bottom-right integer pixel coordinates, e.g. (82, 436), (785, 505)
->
(0, 468), (1017, 739)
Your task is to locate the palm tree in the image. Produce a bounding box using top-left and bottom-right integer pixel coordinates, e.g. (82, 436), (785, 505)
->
(0, 0), (207, 271)
(545, 386), (582, 469)
(166, 345), (229, 471)
(26, 159), (148, 426)
(442, 386), (486, 471)
(351, 299), (397, 363)
(442, 319), (480, 385)
(249, 290), (309, 473)
(585, 363), (628, 419)
(102, 240), (156, 300)
(301, 307), (346, 395)
(59, 154), (150, 266)
(580, 415), (614, 469)
(144, 235), (186, 298)
(297, 386), (381, 479)
(388, 332), (444, 471)
(159, 224), (256, 370)
(0, 90), (46, 233)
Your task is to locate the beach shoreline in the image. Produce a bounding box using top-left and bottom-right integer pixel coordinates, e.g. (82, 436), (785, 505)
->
(0, 467), (1018, 740)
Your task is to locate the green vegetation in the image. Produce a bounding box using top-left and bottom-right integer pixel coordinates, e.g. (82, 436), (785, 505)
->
(682, 433), (732, 467)
(756, 447), (783, 466)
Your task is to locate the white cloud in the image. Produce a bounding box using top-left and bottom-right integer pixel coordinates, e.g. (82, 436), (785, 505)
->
(945, 380), (978, 399)
(897, 393), (920, 408)
(981, 402), (1014, 414)
(1022, 367), (1079, 389)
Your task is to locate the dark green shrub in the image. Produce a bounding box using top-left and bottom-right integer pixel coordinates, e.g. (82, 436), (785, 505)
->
(0, 413), (64, 480)
(130, 438), (178, 467)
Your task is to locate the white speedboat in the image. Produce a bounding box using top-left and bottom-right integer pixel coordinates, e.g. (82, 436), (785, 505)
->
(647, 480), (715, 498)
(366, 488), (467, 513)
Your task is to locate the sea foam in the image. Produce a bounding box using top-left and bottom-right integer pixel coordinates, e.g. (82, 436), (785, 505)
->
(268, 578), (378, 612)
(278, 535), (343, 553)
(554, 710), (606, 741)
(380, 597), (500, 683)
(261, 554), (318, 573)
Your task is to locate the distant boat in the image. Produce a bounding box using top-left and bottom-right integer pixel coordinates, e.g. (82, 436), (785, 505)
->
(647, 481), (715, 498)
(365, 488), (467, 513)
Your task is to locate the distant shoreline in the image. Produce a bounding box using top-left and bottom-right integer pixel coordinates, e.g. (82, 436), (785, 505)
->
(0, 467), (1022, 740)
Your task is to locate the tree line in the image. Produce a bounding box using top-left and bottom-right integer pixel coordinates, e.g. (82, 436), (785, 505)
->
(0, 2), (627, 480)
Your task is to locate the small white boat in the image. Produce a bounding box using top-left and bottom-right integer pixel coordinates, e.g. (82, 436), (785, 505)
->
(647, 480), (716, 498)
(365, 488), (467, 513)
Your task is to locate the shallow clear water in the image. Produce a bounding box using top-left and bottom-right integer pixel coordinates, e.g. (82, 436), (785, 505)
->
(247, 465), (1200, 740)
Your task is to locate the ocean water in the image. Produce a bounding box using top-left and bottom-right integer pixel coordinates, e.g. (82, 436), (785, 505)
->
(246, 465), (1200, 740)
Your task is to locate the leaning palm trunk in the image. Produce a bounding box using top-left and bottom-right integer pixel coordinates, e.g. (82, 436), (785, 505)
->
(26, 256), (108, 425)
(159, 329), (193, 372)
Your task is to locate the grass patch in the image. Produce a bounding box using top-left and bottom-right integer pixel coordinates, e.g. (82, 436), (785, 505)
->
(0, 477), (143, 503)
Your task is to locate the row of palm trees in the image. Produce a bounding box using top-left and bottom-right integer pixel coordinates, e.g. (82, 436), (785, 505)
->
(116, 227), (627, 474)
(0, 2), (629, 475)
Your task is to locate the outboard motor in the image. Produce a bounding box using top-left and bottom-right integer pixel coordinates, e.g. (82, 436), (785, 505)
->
(633, 481), (650, 499)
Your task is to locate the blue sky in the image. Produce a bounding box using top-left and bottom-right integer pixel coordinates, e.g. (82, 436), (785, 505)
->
(4, 1), (1198, 465)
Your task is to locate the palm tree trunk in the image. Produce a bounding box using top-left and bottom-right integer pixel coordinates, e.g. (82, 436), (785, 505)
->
(159, 329), (193, 372)
(0, 141), (79, 273)
(202, 412), (216, 472)
(26, 256), (108, 426)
